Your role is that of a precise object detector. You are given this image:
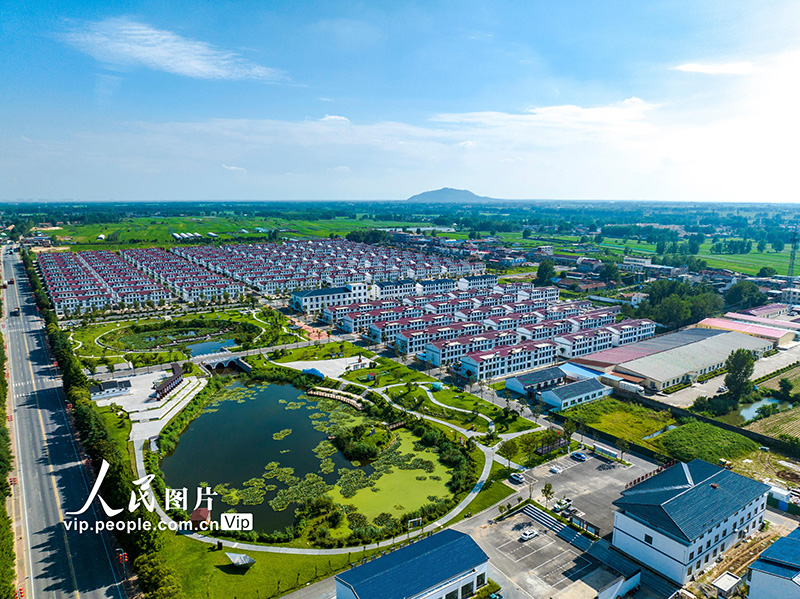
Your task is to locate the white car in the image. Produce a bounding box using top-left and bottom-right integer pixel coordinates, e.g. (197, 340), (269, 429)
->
(520, 529), (538, 541)
(549, 465), (564, 474)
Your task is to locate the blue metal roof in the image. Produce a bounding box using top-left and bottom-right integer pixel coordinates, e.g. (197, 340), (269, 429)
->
(336, 530), (488, 599)
(614, 460), (770, 543)
(549, 377), (607, 401)
(751, 527), (800, 579)
(559, 362), (605, 380)
(511, 367), (565, 387)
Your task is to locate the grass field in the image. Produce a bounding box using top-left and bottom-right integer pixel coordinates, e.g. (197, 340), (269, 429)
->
(162, 533), (372, 599)
(561, 397), (676, 443)
(327, 431), (451, 521)
(651, 421), (758, 462)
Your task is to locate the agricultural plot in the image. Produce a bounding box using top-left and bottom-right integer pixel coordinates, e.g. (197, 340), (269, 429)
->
(746, 404), (800, 438)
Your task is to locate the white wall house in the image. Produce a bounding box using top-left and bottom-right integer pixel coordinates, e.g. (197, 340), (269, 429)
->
(335, 530), (489, 599)
(540, 377), (611, 410)
(612, 460), (769, 585)
(290, 283), (368, 313)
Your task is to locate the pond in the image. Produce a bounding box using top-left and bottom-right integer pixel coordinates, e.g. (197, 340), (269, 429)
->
(160, 382), (357, 532)
(716, 397), (792, 426)
(186, 338), (236, 356)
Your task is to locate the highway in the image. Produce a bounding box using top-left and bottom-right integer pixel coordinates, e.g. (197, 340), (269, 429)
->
(3, 251), (126, 599)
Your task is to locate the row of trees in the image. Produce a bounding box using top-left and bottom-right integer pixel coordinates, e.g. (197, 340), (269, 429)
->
(22, 250), (182, 598)
(0, 298), (15, 598)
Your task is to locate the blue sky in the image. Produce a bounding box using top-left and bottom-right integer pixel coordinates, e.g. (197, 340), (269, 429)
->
(2, 1), (799, 202)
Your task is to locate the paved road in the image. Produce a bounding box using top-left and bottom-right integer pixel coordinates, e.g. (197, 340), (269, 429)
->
(3, 252), (126, 599)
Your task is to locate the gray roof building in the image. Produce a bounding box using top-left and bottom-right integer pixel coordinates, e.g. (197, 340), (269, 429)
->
(614, 459), (770, 543)
(335, 529), (488, 599)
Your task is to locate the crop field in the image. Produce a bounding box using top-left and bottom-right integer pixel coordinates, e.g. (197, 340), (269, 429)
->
(561, 396), (676, 443)
(759, 364), (800, 392)
(746, 404), (800, 437)
(52, 215), (431, 249)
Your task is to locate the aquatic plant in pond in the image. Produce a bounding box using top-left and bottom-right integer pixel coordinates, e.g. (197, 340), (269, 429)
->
(160, 381), (453, 534)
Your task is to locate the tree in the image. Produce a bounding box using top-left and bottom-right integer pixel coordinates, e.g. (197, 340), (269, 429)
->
(577, 421), (587, 444)
(561, 419), (577, 445)
(656, 240), (666, 255)
(498, 439), (518, 470)
(518, 434), (538, 467)
(599, 262), (620, 283)
(535, 260), (556, 286)
(777, 378), (793, 403)
(724, 348), (755, 402)
(773, 239), (785, 253)
(541, 482), (554, 508)
(757, 240), (767, 253)
(522, 228), (532, 239)
(724, 281), (766, 309)
(616, 438), (630, 461)
(757, 266), (776, 278)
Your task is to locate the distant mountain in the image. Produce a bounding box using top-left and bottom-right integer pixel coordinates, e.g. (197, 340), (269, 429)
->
(405, 188), (496, 203)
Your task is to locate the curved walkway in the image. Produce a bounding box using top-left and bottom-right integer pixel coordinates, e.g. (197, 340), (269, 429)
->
(130, 361), (544, 554)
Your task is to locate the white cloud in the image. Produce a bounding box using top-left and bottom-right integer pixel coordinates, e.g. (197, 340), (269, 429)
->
(674, 62), (756, 75)
(8, 51), (800, 202)
(62, 17), (284, 81)
(221, 164), (246, 173)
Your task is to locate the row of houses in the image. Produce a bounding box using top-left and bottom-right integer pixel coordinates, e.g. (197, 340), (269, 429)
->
(122, 248), (246, 303)
(171, 239), (485, 296)
(291, 274), (502, 314)
(38, 250), (172, 314)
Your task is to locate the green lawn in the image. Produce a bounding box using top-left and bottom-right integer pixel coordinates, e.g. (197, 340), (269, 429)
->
(387, 386), (490, 433)
(341, 357), (437, 386)
(561, 397), (676, 444)
(449, 461), (517, 524)
(272, 341), (374, 363)
(162, 533), (373, 599)
(430, 388), (534, 434)
(327, 432), (452, 521)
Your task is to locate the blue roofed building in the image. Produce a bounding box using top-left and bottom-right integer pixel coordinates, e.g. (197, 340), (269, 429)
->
(612, 459), (769, 584)
(539, 377), (612, 410)
(335, 529), (489, 599)
(749, 527), (800, 599)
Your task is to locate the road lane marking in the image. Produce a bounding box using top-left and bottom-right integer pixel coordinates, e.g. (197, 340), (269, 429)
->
(14, 270), (81, 599)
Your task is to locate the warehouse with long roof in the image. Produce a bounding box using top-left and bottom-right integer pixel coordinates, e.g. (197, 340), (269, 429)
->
(572, 328), (772, 391)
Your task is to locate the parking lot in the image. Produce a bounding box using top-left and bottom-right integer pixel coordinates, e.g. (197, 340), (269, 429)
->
(508, 449), (651, 538)
(461, 511), (620, 599)
(456, 449), (658, 599)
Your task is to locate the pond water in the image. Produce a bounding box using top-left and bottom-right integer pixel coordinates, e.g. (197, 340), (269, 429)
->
(716, 397), (792, 426)
(186, 338), (235, 356)
(160, 383), (356, 532)
(641, 425), (677, 440)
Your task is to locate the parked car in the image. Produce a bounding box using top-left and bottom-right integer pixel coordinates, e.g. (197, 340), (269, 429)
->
(717, 385), (728, 393)
(509, 472), (524, 484)
(554, 498), (573, 511)
(520, 529), (538, 541)
(549, 465), (563, 474)
(571, 452), (587, 462)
